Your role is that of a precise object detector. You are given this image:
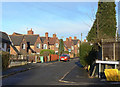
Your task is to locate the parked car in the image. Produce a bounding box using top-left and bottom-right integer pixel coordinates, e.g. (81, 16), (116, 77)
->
(60, 54), (70, 61)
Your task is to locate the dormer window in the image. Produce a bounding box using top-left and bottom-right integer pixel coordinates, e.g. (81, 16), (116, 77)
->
(22, 44), (25, 49)
(37, 43), (40, 48)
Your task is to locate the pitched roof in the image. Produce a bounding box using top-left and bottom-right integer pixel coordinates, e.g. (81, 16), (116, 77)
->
(0, 31), (11, 44)
(9, 35), (39, 46)
(9, 35), (24, 46)
(24, 35), (39, 45)
(49, 37), (58, 45)
(64, 41), (73, 48)
(12, 32), (22, 35)
(72, 39), (79, 45)
(40, 37), (46, 43)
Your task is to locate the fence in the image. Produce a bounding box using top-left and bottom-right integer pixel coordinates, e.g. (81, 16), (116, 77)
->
(10, 54), (59, 65)
(9, 55), (28, 67)
(102, 39), (120, 61)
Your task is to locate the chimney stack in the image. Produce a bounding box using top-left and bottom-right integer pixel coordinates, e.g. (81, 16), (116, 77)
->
(27, 28), (34, 35)
(74, 36), (77, 40)
(66, 38), (69, 41)
(84, 39), (86, 42)
(53, 34), (56, 38)
(69, 37), (72, 41)
(45, 32), (48, 39)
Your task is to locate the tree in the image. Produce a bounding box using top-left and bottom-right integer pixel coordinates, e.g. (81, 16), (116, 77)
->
(58, 39), (64, 55)
(79, 42), (97, 67)
(40, 49), (55, 56)
(87, 1), (117, 42)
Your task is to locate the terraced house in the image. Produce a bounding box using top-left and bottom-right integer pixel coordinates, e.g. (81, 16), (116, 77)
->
(9, 28), (81, 58)
(9, 29), (59, 55)
(64, 37), (80, 57)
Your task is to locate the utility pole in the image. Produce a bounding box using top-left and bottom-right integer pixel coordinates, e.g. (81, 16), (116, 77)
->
(81, 33), (82, 43)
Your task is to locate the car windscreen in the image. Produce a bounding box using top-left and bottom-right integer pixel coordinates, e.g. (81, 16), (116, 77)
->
(61, 54), (68, 57)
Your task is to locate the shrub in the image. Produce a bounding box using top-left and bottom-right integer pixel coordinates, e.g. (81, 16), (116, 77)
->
(79, 42), (97, 67)
(0, 51), (10, 69)
(64, 51), (69, 54)
(40, 49), (55, 56)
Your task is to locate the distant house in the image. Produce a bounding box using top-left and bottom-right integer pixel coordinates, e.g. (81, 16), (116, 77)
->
(0, 31), (11, 52)
(72, 36), (80, 56)
(64, 37), (80, 57)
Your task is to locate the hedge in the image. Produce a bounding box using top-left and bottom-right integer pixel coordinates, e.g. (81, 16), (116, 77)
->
(0, 51), (10, 69)
(79, 42), (97, 67)
(64, 51), (69, 54)
(40, 49), (55, 56)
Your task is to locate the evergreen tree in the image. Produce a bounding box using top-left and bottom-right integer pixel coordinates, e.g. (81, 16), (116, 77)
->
(58, 39), (64, 55)
(87, 0), (117, 42)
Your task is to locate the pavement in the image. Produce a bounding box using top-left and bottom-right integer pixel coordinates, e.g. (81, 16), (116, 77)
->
(2, 61), (58, 78)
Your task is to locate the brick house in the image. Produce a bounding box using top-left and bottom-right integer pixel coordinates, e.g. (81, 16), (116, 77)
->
(9, 29), (59, 55)
(9, 29), (40, 55)
(39, 32), (59, 54)
(64, 37), (80, 57)
(72, 36), (80, 56)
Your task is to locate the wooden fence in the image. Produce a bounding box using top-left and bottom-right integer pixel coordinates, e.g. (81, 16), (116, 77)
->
(102, 39), (120, 61)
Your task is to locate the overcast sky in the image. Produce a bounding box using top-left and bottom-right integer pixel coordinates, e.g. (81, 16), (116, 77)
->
(2, 2), (119, 40)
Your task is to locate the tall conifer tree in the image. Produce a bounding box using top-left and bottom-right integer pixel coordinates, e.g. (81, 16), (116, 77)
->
(87, 0), (117, 42)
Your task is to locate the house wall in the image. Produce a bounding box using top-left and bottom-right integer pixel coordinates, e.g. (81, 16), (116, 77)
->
(34, 37), (42, 54)
(54, 40), (59, 53)
(10, 46), (20, 55)
(50, 45), (54, 50)
(28, 45), (35, 54)
(0, 42), (7, 52)
(20, 39), (27, 55)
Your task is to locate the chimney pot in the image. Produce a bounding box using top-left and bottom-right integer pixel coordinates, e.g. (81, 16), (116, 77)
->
(66, 38), (69, 41)
(27, 28), (34, 35)
(53, 34), (56, 38)
(84, 39), (86, 42)
(45, 32), (48, 39)
(74, 36), (77, 40)
(69, 37), (72, 41)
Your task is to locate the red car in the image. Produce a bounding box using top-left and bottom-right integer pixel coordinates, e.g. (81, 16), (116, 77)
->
(60, 54), (70, 61)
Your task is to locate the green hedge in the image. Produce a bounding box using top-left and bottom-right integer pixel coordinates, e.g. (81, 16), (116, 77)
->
(79, 42), (97, 67)
(0, 51), (10, 69)
(64, 51), (69, 54)
(40, 49), (55, 56)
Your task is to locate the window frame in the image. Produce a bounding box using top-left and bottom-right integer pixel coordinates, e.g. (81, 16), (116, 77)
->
(36, 43), (40, 49)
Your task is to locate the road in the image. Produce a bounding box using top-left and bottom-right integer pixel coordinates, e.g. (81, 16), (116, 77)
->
(2, 58), (120, 86)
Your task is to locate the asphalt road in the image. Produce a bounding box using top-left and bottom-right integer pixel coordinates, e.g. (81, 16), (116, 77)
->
(2, 58), (79, 85)
(2, 58), (120, 86)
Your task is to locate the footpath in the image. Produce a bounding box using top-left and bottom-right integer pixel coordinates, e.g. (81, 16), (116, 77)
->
(60, 61), (120, 86)
(2, 61), (58, 78)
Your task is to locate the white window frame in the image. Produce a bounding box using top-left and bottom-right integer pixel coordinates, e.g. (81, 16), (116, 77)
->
(56, 43), (59, 48)
(37, 43), (40, 48)
(44, 44), (47, 49)
(22, 44), (25, 49)
(71, 46), (74, 50)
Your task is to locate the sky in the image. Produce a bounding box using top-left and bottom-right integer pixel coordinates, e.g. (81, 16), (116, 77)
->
(2, 1), (119, 40)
